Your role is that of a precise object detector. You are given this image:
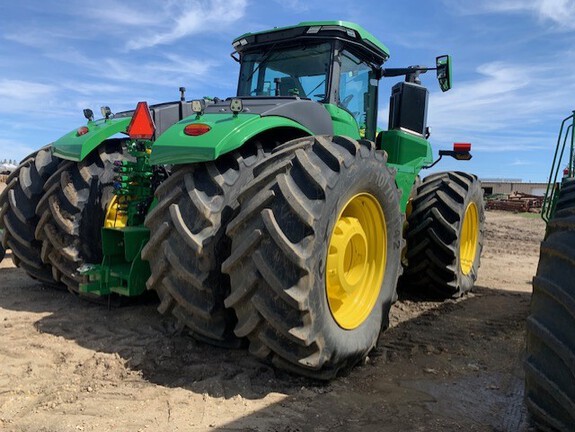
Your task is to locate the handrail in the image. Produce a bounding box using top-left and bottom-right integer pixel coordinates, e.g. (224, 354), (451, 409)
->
(542, 111), (575, 222)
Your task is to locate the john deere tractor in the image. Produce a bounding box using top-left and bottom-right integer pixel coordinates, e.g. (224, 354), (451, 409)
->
(525, 112), (575, 431)
(0, 21), (485, 379)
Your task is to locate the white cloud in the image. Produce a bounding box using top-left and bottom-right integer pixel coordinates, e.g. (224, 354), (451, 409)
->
(448, 0), (575, 30)
(0, 79), (56, 100)
(511, 159), (534, 165)
(126, 0), (248, 50)
(272, 0), (310, 12)
(373, 55), (572, 159)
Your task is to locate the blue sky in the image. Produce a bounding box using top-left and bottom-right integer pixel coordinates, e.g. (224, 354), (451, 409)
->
(1, 0), (575, 182)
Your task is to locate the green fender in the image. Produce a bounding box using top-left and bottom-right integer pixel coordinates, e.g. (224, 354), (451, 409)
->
(150, 113), (312, 165)
(51, 117), (131, 161)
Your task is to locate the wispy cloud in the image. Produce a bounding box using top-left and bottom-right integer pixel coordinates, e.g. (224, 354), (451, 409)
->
(511, 159), (534, 166)
(272, 0), (310, 12)
(126, 0), (248, 50)
(425, 57), (575, 151)
(0, 79), (56, 99)
(447, 0), (575, 30)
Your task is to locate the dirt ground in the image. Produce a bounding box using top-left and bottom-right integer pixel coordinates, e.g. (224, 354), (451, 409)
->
(0, 205), (545, 432)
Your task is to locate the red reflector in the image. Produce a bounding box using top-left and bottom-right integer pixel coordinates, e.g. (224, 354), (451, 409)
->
(128, 101), (155, 139)
(184, 123), (211, 136)
(454, 142), (471, 152)
(76, 126), (89, 136)
(564, 168), (570, 176)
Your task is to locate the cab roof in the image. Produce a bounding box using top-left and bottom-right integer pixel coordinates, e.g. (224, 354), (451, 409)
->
(232, 21), (390, 65)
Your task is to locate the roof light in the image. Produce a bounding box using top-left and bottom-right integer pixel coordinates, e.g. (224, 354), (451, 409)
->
(83, 108), (94, 121)
(184, 123), (211, 136)
(232, 40), (241, 48)
(454, 143), (471, 152)
(77, 126), (89, 136)
(346, 29), (356, 37)
(239, 38), (248, 46)
(229, 98), (243, 115)
(101, 106), (112, 119)
(191, 99), (206, 115)
(127, 102), (155, 140)
(307, 26), (321, 34)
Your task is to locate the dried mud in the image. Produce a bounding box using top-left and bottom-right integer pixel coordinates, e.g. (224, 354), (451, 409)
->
(0, 207), (545, 432)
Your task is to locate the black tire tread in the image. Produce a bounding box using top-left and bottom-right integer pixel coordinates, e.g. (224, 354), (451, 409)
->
(223, 135), (401, 379)
(142, 141), (273, 347)
(402, 171), (485, 298)
(0, 146), (62, 285)
(35, 140), (128, 292)
(525, 177), (575, 432)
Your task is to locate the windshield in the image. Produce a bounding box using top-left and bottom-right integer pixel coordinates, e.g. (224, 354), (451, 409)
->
(237, 42), (332, 102)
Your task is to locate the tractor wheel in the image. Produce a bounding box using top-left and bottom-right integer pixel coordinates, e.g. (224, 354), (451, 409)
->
(0, 146), (62, 286)
(35, 139), (129, 292)
(222, 136), (403, 379)
(142, 141), (274, 347)
(525, 177), (575, 432)
(401, 171), (485, 298)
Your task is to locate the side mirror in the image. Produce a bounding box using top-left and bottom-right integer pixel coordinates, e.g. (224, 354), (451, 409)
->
(436, 55), (452, 92)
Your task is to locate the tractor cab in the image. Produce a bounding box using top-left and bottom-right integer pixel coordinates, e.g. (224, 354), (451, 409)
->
(233, 21), (390, 141)
(232, 21), (451, 143)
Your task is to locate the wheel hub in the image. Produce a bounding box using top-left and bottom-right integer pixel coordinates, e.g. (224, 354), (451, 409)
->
(326, 193), (386, 330)
(460, 202), (479, 275)
(328, 217), (369, 295)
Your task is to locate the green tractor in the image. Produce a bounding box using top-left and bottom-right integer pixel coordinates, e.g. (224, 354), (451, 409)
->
(0, 21), (485, 379)
(525, 112), (575, 431)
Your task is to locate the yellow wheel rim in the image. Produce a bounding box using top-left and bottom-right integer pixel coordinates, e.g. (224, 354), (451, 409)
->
(104, 195), (127, 228)
(460, 202), (479, 275)
(326, 193), (386, 330)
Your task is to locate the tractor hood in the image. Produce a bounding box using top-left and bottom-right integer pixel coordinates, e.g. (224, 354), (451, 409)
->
(150, 97), (333, 165)
(51, 101), (193, 161)
(52, 97), (332, 164)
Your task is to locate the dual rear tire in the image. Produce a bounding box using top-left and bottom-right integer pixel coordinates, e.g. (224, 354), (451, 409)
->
(222, 136), (403, 379)
(0, 146), (62, 286)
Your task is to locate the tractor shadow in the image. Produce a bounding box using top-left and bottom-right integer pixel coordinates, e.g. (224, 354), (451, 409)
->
(0, 262), (533, 429)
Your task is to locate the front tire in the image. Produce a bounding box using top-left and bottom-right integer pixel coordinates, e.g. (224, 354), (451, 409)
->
(222, 136), (403, 379)
(401, 171), (485, 298)
(525, 177), (575, 431)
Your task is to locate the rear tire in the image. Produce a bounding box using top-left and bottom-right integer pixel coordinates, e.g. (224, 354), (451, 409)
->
(222, 136), (403, 379)
(525, 177), (575, 432)
(35, 139), (128, 292)
(0, 147), (62, 286)
(401, 171), (485, 298)
(142, 141), (273, 347)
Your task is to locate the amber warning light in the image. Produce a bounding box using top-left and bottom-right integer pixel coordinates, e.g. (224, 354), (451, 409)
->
(127, 102), (155, 140)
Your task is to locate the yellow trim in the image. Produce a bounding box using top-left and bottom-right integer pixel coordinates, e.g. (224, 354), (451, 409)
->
(104, 195), (127, 228)
(326, 193), (386, 330)
(460, 202), (479, 275)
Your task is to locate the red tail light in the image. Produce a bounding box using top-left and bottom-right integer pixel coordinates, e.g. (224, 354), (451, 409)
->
(184, 123), (211, 136)
(564, 168), (570, 176)
(127, 102), (155, 139)
(76, 126), (89, 136)
(454, 142), (471, 152)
